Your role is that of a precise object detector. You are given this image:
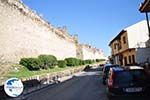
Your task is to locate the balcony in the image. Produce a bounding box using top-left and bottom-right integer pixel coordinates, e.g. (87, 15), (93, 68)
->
(139, 0), (150, 12)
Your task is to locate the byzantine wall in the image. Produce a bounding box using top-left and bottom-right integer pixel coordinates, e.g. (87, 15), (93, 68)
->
(78, 44), (105, 60)
(0, 0), (77, 63)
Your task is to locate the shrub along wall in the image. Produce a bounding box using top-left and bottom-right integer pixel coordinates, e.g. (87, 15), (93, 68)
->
(20, 55), (57, 71)
(38, 55), (57, 69)
(65, 58), (79, 66)
(58, 60), (66, 68)
(19, 55), (98, 71)
(19, 58), (40, 71)
(96, 59), (106, 62)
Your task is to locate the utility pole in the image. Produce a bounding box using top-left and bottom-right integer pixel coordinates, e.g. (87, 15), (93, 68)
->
(146, 12), (150, 38)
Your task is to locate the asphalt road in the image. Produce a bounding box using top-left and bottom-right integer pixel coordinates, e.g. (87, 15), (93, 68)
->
(20, 68), (149, 100)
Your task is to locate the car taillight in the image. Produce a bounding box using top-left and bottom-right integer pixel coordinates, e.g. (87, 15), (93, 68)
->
(112, 72), (116, 79)
(108, 72), (116, 88)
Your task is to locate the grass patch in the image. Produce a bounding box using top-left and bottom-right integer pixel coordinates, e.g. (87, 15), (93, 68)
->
(7, 65), (83, 79)
(6, 61), (104, 79)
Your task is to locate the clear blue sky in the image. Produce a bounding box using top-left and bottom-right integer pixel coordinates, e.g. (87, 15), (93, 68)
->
(22, 0), (145, 56)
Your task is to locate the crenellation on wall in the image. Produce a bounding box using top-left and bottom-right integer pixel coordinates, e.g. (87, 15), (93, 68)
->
(2, 0), (77, 44)
(3, 0), (76, 43)
(77, 44), (105, 60)
(54, 26), (77, 43)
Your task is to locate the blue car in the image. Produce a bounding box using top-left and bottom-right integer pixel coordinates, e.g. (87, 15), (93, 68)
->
(106, 66), (150, 98)
(102, 64), (120, 85)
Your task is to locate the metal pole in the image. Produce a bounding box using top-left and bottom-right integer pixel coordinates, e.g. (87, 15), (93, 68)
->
(146, 12), (150, 38)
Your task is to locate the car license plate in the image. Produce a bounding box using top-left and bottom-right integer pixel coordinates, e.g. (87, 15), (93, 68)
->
(125, 88), (142, 93)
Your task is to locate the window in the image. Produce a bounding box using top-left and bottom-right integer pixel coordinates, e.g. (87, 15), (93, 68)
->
(119, 39), (122, 49)
(120, 60), (123, 65)
(129, 56), (132, 64)
(114, 70), (146, 87)
(114, 44), (116, 49)
(132, 55), (135, 64)
(124, 57), (127, 65)
(123, 36), (126, 44)
(119, 44), (122, 50)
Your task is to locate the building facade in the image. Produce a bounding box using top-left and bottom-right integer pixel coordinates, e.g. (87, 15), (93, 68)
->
(109, 20), (150, 66)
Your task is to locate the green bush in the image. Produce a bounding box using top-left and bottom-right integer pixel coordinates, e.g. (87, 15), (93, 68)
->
(100, 59), (106, 61)
(92, 60), (95, 63)
(58, 60), (66, 68)
(19, 58), (28, 67)
(78, 59), (83, 65)
(65, 58), (89, 66)
(75, 59), (80, 66)
(84, 60), (92, 64)
(19, 58), (40, 71)
(19, 54), (102, 71)
(81, 60), (86, 65)
(19, 55), (57, 70)
(96, 59), (106, 62)
(38, 55), (57, 69)
(76, 59), (86, 65)
(65, 57), (79, 66)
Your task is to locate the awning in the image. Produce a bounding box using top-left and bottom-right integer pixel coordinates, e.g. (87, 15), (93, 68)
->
(139, 0), (150, 12)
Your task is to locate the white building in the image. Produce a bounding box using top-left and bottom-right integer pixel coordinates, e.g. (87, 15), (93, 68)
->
(109, 20), (150, 65)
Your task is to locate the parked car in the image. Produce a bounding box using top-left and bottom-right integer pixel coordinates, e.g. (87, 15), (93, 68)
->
(84, 65), (92, 71)
(99, 64), (104, 71)
(106, 66), (150, 98)
(102, 64), (120, 85)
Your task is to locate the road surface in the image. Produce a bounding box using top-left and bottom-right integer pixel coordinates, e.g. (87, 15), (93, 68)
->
(16, 68), (149, 100)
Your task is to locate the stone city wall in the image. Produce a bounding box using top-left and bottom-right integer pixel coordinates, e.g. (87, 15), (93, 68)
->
(78, 44), (105, 60)
(0, 0), (105, 64)
(0, 0), (77, 63)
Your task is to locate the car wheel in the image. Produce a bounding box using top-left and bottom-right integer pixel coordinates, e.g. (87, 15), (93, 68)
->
(107, 93), (116, 100)
(106, 88), (115, 100)
(102, 80), (106, 85)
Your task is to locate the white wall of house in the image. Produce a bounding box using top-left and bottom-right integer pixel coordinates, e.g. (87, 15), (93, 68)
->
(136, 48), (150, 64)
(126, 20), (149, 48)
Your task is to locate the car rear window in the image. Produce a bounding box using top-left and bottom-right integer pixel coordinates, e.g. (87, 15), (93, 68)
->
(114, 70), (147, 87)
(104, 65), (119, 73)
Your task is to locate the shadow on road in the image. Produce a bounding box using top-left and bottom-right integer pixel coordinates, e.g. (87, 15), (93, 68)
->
(83, 66), (101, 72)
